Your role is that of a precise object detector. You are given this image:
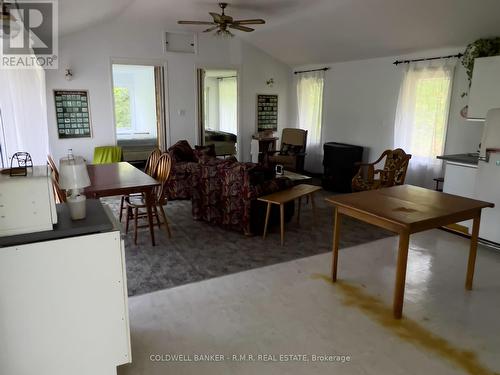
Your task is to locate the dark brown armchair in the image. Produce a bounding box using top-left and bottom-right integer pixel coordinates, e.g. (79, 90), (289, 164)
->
(352, 148), (411, 192)
(268, 128), (308, 172)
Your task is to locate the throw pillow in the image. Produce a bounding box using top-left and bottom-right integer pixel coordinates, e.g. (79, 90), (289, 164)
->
(168, 140), (195, 162)
(279, 143), (303, 156)
(193, 144), (217, 162)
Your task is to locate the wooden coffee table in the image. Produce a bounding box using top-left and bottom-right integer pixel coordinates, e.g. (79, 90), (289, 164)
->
(281, 170), (312, 184)
(259, 184), (322, 246)
(326, 185), (494, 319)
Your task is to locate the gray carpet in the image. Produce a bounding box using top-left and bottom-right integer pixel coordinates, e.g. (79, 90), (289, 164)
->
(102, 190), (393, 297)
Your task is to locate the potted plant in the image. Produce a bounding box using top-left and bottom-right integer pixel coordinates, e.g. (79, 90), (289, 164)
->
(462, 37), (500, 85)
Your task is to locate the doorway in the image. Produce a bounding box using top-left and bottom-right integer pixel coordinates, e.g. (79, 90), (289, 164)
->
(198, 69), (238, 157)
(111, 64), (166, 164)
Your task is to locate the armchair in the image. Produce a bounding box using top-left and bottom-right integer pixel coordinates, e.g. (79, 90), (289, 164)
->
(268, 128), (307, 172)
(352, 148), (411, 192)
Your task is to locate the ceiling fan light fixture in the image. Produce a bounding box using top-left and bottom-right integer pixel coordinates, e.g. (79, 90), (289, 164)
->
(215, 28), (234, 38)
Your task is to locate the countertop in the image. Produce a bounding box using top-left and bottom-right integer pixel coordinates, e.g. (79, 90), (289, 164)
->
(437, 153), (479, 166)
(0, 199), (115, 248)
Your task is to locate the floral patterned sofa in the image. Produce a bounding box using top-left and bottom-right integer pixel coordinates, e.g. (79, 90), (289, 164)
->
(192, 157), (295, 235)
(165, 140), (214, 200)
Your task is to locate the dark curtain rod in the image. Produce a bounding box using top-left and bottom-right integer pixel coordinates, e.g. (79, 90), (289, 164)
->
(216, 75), (237, 80)
(393, 53), (463, 66)
(294, 67), (330, 74)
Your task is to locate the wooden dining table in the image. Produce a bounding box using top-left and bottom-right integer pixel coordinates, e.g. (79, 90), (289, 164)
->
(84, 162), (160, 246)
(326, 185), (494, 319)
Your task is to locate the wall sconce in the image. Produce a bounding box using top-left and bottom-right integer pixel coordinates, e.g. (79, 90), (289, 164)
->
(65, 68), (73, 81)
(266, 78), (274, 87)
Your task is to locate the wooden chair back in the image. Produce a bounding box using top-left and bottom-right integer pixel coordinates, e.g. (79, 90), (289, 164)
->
(153, 153), (172, 204)
(144, 148), (162, 176)
(47, 156), (66, 203)
(382, 148), (412, 186)
(47, 155), (59, 181)
(281, 128), (308, 152)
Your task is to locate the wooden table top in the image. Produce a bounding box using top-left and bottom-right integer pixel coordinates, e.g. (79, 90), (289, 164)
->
(258, 184), (322, 204)
(85, 162), (159, 196)
(326, 185), (494, 233)
(282, 170), (312, 181)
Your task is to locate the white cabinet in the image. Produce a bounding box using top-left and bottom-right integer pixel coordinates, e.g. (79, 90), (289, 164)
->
(0, 226), (131, 375)
(443, 161), (478, 233)
(468, 56), (500, 120)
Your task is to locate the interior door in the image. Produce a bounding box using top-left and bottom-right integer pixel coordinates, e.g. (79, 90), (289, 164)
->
(197, 68), (206, 145)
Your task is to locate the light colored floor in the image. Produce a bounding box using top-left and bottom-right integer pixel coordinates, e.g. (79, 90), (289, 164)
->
(118, 229), (500, 375)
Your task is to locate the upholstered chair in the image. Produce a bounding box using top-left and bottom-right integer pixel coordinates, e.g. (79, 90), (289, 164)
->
(268, 128), (308, 172)
(351, 148), (411, 192)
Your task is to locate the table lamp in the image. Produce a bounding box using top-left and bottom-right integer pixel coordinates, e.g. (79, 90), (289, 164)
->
(59, 155), (91, 220)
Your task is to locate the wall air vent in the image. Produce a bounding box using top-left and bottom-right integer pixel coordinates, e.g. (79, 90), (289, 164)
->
(164, 32), (197, 54)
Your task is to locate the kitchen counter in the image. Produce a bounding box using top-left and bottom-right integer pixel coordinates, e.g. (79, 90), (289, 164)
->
(437, 153), (479, 166)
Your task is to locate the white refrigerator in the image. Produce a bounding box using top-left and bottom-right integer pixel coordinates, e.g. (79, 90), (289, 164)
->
(474, 108), (500, 244)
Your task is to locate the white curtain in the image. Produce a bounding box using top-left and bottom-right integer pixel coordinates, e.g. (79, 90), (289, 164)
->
(394, 61), (454, 188)
(218, 77), (237, 135)
(296, 71), (325, 173)
(0, 66), (49, 166)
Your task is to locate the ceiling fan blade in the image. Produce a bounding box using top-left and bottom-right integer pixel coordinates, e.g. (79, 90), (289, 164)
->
(229, 24), (254, 32)
(210, 12), (223, 23)
(178, 21), (216, 25)
(203, 26), (219, 33)
(233, 19), (266, 25)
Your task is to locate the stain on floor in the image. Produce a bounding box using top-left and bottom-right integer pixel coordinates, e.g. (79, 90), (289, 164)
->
(311, 273), (499, 375)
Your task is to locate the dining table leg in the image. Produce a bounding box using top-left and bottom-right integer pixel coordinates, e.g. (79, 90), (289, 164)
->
(393, 230), (410, 319)
(331, 208), (341, 282)
(143, 188), (156, 246)
(465, 212), (481, 291)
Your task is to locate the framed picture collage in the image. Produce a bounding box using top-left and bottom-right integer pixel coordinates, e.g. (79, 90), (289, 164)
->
(257, 94), (278, 132)
(54, 90), (92, 139)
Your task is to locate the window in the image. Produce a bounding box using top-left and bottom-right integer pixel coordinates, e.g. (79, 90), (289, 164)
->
(394, 62), (454, 187)
(111, 64), (158, 141)
(113, 87), (133, 130)
(296, 71), (325, 173)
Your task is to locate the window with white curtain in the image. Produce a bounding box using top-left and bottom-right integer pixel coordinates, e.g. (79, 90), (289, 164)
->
(0, 66), (49, 166)
(394, 61), (454, 188)
(296, 71), (325, 173)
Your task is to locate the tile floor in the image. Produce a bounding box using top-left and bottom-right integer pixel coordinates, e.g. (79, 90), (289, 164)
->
(118, 229), (500, 375)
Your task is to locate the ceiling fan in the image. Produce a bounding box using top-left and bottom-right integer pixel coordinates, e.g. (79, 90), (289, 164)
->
(178, 2), (265, 37)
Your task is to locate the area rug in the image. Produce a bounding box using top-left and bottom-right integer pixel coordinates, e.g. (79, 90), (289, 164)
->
(102, 190), (392, 297)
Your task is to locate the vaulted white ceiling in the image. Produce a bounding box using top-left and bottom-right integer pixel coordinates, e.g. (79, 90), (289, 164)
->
(58, 0), (500, 66)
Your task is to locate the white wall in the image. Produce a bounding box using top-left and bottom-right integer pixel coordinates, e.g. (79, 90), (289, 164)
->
(240, 42), (291, 154)
(291, 48), (484, 163)
(45, 16), (291, 162)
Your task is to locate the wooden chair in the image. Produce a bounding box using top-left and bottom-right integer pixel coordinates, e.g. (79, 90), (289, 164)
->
(268, 128), (308, 172)
(119, 148), (162, 222)
(47, 155), (66, 203)
(125, 153), (172, 245)
(351, 148), (411, 192)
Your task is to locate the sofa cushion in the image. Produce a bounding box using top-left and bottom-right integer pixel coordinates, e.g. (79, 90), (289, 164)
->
(194, 144), (217, 162)
(168, 140), (196, 162)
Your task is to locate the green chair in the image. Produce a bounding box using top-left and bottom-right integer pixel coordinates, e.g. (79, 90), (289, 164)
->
(93, 146), (123, 164)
